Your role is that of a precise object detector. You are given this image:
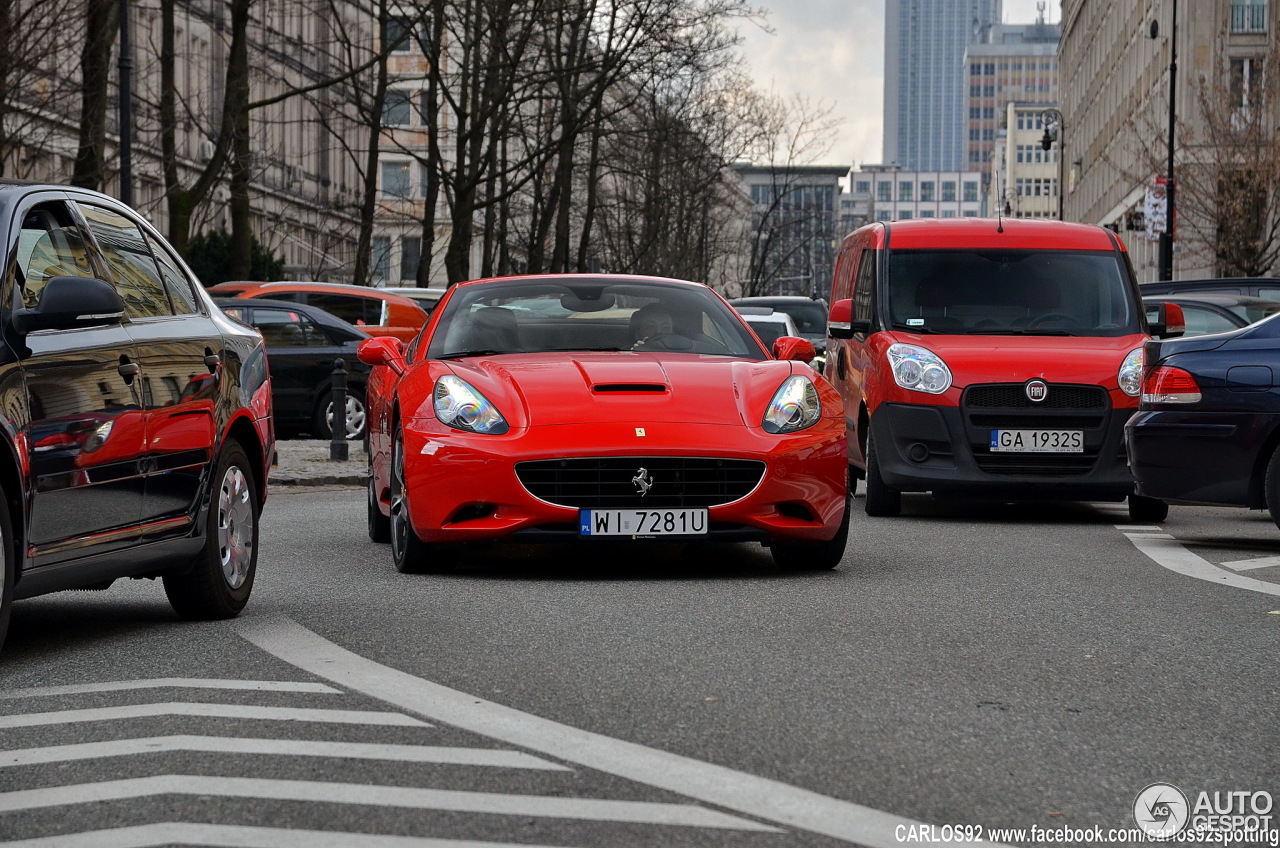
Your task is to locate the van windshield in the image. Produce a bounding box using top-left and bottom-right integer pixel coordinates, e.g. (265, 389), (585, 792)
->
(885, 249), (1139, 336)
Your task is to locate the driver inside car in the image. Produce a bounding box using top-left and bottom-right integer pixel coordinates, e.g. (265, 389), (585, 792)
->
(631, 303), (675, 348)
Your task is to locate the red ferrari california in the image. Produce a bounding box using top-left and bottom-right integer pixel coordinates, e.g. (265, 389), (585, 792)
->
(359, 274), (849, 572)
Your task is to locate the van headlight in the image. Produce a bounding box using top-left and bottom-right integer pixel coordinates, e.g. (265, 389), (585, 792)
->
(434, 375), (509, 434)
(763, 376), (822, 434)
(1118, 348), (1143, 397)
(887, 343), (952, 394)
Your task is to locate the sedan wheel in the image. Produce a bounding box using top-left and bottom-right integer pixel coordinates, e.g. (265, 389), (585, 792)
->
(0, 491), (13, 653)
(315, 388), (367, 441)
(164, 441), (259, 619)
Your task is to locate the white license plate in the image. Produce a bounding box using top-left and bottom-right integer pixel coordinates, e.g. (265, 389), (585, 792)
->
(580, 508), (708, 537)
(990, 429), (1084, 453)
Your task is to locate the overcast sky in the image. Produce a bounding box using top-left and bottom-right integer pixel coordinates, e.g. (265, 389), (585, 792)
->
(736, 0), (1059, 167)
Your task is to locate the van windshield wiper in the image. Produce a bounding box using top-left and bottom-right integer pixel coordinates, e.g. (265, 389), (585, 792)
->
(889, 322), (939, 333)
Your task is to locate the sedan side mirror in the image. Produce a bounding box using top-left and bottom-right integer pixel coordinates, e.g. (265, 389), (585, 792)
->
(357, 336), (407, 375)
(1146, 301), (1185, 339)
(12, 276), (125, 334)
(773, 336), (816, 363)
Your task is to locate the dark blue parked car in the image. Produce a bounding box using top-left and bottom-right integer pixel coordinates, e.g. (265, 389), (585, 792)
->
(1126, 312), (1280, 524)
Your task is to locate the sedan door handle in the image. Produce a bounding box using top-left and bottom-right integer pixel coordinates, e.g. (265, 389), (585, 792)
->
(204, 353), (221, 372)
(118, 361), (140, 381)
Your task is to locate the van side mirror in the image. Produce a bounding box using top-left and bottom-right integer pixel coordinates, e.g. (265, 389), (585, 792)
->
(828, 299), (854, 339)
(1146, 301), (1185, 339)
(12, 276), (125, 334)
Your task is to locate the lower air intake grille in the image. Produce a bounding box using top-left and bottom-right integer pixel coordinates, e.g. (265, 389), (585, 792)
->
(515, 457), (766, 508)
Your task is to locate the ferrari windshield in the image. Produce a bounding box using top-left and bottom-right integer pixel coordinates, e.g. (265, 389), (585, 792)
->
(428, 278), (768, 359)
(886, 249), (1140, 336)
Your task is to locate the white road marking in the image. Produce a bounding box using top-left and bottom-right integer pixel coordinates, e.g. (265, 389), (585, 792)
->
(0, 823), (575, 848)
(1220, 555), (1280, 572)
(0, 703), (428, 730)
(238, 616), (1011, 848)
(1122, 531), (1280, 597)
(0, 774), (776, 830)
(0, 679), (340, 700)
(0, 735), (568, 771)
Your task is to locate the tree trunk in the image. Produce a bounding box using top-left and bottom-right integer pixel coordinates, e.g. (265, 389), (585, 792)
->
(70, 0), (117, 190)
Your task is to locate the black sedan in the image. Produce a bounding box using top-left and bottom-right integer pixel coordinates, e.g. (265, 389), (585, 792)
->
(1142, 293), (1280, 337)
(216, 299), (371, 440)
(1126, 312), (1280, 525)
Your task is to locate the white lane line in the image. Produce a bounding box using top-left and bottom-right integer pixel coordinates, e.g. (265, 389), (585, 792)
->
(1220, 555), (1280, 572)
(238, 617), (1008, 848)
(1122, 531), (1280, 597)
(0, 735), (568, 771)
(0, 703), (428, 730)
(0, 679), (340, 700)
(0, 774), (776, 830)
(0, 822), (576, 848)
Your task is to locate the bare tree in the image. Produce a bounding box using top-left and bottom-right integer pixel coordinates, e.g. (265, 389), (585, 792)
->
(0, 0), (80, 179)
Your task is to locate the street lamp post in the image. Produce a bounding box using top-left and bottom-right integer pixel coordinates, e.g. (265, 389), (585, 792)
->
(1039, 108), (1064, 220)
(1153, 0), (1178, 281)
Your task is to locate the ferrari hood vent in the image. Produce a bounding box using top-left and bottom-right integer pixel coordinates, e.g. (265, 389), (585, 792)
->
(593, 383), (668, 393)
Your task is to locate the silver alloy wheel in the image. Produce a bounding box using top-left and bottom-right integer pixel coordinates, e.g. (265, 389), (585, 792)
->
(218, 465), (255, 589)
(327, 395), (367, 439)
(390, 433), (409, 562)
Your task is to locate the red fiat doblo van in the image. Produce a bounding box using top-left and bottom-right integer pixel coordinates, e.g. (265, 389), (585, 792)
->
(824, 218), (1184, 521)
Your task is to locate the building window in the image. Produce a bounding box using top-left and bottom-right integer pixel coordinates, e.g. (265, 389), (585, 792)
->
(1230, 57), (1264, 108)
(381, 161), (412, 198)
(942, 210), (957, 218)
(963, 181), (979, 202)
(920, 181), (935, 201)
(401, 237), (421, 281)
(899, 211), (913, 220)
(383, 16), (422, 53)
(942, 181), (957, 202)
(963, 210), (978, 217)
(920, 210), (935, 218)
(1230, 0), (1266, 32)
(899, 182), (913, 201)
(855, 180), (871, 194)
(372, 237), (391, 280)
(382, 90), (412, 127)
(877, 182), (892, 202)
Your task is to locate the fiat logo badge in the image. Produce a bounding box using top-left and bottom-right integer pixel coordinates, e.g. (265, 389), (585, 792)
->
(631, 467), (654, 496)
(1025, 380), (1048, 403)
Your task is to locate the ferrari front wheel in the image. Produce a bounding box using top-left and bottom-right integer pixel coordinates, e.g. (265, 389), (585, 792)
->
(770, 493), (850, 571)
(390, 425), (458, 574)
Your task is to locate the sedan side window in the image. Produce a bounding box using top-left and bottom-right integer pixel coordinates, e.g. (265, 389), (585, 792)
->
(144, 232), (200, 315)
(307, 293), (381, 326)
(13, 203), (95, 309)
(76, 202), (173, 320)
(252, 309), (329, 347)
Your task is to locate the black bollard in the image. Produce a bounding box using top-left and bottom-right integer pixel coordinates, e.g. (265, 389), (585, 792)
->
(330, 359), (349, 461)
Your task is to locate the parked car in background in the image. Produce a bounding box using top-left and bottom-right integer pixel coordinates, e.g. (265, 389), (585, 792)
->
(1141, 293), (1280, 337)
(735, 307), (804, 349)
(824, 217), (1186, 522)
(381, 286), (449, 314)
(730, 295), (829, 362)
(359, 273), (848, 573)
(206, 280), (269, 296)
(0, 183), (274, 654)
(217, 299), (371, 440)
(235, 281), (428, 343)
(1139, 277), (1280, 299)
(1127, 313), (1280, 527)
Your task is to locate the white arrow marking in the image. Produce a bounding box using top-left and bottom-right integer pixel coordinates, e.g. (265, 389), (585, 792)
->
(0, 703), (427, 730)
(0, 679), (340, 700)
(0, 822), (575, 847)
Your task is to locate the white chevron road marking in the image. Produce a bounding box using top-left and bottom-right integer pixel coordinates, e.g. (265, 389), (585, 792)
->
(0, 822), (574, 848)
(1122, 530), (1280, 597)
(0, 703), (428, 730)
(238, 616), (1012, 848)
(0, 774), (777, 830)
(0, 678), (340, 700)
(0, 735), (568, 770)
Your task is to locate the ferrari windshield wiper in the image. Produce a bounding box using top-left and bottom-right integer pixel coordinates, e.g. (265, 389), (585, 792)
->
(542, 346), (627, 352)
(437, 349), (506, 360)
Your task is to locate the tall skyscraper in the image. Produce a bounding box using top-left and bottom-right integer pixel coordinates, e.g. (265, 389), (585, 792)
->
(883, 0), (1002, 172)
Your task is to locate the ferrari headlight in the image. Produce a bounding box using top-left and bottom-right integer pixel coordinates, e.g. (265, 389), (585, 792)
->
(887, 343), (952, 394)
(433, 374), (509, 434)
(1118, 347), (1143, 397)
(763, 376), (822, 434)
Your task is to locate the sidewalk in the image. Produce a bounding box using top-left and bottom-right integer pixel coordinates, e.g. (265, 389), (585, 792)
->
(269, 439), (366, 487)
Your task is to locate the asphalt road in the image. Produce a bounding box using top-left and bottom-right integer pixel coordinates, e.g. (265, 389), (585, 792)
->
(1, 486), (1276, 847)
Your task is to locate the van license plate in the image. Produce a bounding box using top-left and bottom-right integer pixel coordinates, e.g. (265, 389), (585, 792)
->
(990, 430), (1083, 453)
(580, 508), (708, 536)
